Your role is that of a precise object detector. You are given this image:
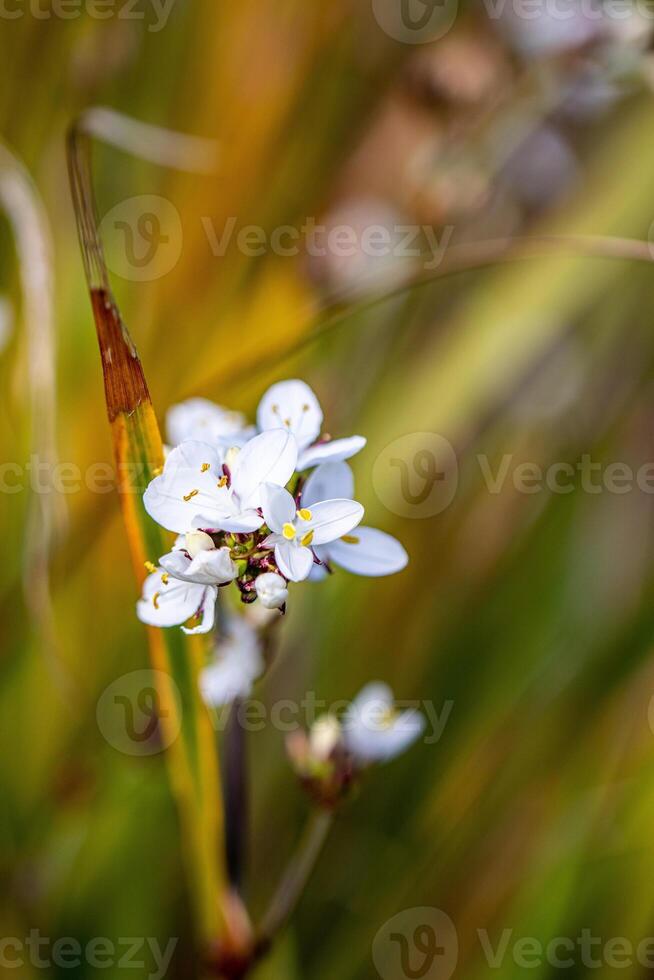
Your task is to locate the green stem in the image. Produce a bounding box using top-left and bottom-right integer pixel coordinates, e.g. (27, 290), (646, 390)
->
(256, 809), (334, 950)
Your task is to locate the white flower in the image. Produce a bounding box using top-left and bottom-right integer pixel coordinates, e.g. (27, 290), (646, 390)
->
(167, 397), (254, 448)
(136, 536), (236, 634)
(255, 572), (289, 610)
(200, 615), (264, 706)
(257, 379), (366, 471)
(303, 462), (408, 578)
(261, 482), (364, 582)
(143, 430), (298, 535)
(343, 683), (425, 765)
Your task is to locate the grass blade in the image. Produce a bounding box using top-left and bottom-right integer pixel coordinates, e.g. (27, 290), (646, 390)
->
(66, 120), (228, 947)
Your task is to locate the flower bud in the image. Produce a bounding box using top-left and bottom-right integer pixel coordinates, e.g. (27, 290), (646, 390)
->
(310, 715), (343, 761)
(255, 572), (288, 610)
(185, 530), (215, 558)
(286, 715), (353, 809)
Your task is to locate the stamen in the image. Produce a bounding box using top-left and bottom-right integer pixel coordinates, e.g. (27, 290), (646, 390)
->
(152, 466), (163, 477)
(341, 535), (360, 545)
(282, 523), (297, 540)
(183, 489), (199, 501)
(297, 508), (312, 521)
(152, 592), (161, 610)
(200, 463), (210, 472)
(380, 707), (398, 729)
(161, 573), (169, 585)
(217, 476), (228, 488)
(300, 530), (314, 547)
(144, 560), (157, 574)
(302, 403), (310, 412)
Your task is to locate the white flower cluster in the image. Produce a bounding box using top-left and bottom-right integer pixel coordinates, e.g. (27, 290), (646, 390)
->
(136, 380), (408, 636)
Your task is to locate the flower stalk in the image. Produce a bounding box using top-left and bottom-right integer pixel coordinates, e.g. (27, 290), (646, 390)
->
(256, 809), (335, 953)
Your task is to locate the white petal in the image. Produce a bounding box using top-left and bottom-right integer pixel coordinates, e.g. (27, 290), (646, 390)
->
(304, 499), (364, 545)
(274, 542), (315, 582)
(143, 441), (229, 534)
(257, 379), (322, 450)
(182, 586), (218, 634)
(346, 710), (425, 764)
(326, 527), (408, 577)
(200, 615), (264, 705)
(307, 544), (331, 580)
(308, 563), (329, 582)
(261, 483), (296, 534)
(343, 683), (425, 764)
(262, 532), (284, 548)
(302, 462), (354, 506)
(351, 681), (394, 715)
(161, 546), (236, 585)
(201, 660), (252, 706)
(166, 398), (251, 447)
(192, 512), (263, 535)
(158, 549), (193, 578)
(298, 435), (366, 470)
(136, 570), (207, 628)
(231, 429), (298, 509)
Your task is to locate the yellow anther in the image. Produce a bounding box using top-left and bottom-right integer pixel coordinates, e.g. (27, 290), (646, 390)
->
(144, 560), (157, 574)
(161, 573), (170, 585)
(272, 404), (280, 414)
(297, 508), (312, 521)
(341, 535), (360, 545)
(183, 489), (199, 502)
(300, 530), (314, 547)
(200, 463), (210, 472)
(152, 466), (163, 477)
(302, 403), (310, 412)
(380, 707), (398, 729)
(284, 418), (291, 427)
(282, 523), (297, 540)
(152, 592), (161, 610)
(217, 476), (228, 488)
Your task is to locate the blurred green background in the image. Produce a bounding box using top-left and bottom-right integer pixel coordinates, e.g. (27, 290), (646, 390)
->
(3, 0), (654, 977)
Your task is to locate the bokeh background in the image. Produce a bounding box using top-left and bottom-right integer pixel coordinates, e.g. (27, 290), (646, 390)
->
(3, 0), (654, 977)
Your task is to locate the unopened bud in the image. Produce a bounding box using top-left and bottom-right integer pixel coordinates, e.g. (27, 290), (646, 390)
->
(185, 530), (215, 558)
(255, 572), (288, 610)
